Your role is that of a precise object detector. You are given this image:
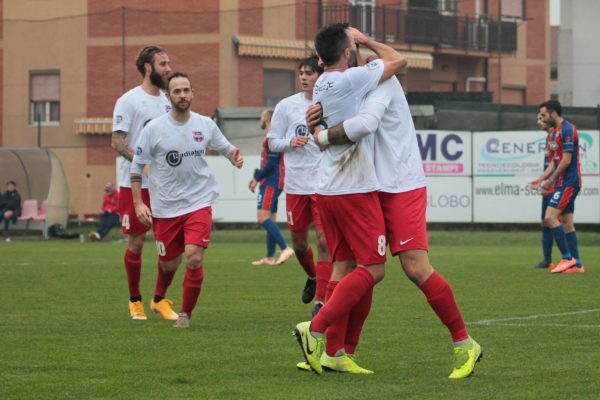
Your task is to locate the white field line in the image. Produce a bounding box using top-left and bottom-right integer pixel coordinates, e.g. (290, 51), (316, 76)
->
(468, 309), (600, 325)
(485, 323), (600, 329)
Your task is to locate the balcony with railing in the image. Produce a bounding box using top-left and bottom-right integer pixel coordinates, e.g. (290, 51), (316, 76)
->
(321, 4), (517, 53)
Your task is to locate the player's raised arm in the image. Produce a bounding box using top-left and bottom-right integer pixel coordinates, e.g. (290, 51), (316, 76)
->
(347, 27), (406, 83)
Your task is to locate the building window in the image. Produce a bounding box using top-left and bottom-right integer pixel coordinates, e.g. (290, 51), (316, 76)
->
(550, 63), (558, 80)
(501, 0), (524, 22)
(263, 69), (294, 107)
(350, 0), (376, 37)
(30, 72), (60, 125)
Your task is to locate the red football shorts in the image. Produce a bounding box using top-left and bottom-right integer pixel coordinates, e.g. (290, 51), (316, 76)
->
(285, 193), (323, 233)
(152, 206), (212, 262)
(379, 187), (429, 255)
(317, 192), (386, 266)
(119, 187), (151, 235)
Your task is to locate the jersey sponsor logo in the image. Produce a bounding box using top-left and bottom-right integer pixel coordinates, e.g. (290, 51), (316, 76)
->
(165, 149), (205, 167)
(193, 131), (204, 142)
(115, 115), (123, 124)
(136, 146), (143, 156)
(550, 141), (558, 151)
(294, 124), (308, 137)
(366, 61), (380, 70)
(314, 81), (334, 94)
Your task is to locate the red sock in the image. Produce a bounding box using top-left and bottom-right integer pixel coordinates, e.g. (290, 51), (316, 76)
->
(315, 261), (333, 302)
(344, 286), (373, 354)
(124, 249), (142, 299)
(296, 246), (316, 278)
(181, 267), (204, 318)
(311, 267), (374, 334)
(419, 270), (468, 342)
(154, 263), (176, 299)
(323, 280), (346, 356)
(325, 280), (337, 301)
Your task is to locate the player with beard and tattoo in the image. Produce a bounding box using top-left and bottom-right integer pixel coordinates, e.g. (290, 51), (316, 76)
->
(131, 72), (244, 328)
(112, 46), (177, 321)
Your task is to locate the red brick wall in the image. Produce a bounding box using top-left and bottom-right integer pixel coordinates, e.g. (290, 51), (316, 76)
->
(296, 0), (320, 41)
(0, 48), (3, 146)
(238, 58), (263, 106)
(456, 0), (476, 17)
(239, 0), (262, 36)
(526, 0), (546, 60)
(87, 43), (220, 117)
(526, 65), (546, 105)
(487, 60), (500, 103)
(87, 0), (219, 37)
(86, 136), (115, 166)
(406, 69), (431, 92)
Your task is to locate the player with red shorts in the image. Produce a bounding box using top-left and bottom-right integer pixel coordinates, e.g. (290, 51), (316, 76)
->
(111, 46), (178, 321)
(131, 72), (243, 328)
(293, 23), (406, 375)
(533, 100), (584, 274)
(267, 55), (332, 315)
(306, 52), (482, 380)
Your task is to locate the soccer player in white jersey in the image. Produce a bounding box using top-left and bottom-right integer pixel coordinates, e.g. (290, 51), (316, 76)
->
(112, 46), (178, 321)
(306, 54), (483, 378)
(267, 55), (332, 315)
(293, 23), (406, 375)
(130, 72), (243, 328)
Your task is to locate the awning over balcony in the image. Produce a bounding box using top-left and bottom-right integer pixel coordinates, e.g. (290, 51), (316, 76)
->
(233, 35), (432, 69)
(73, 118), (112, 135)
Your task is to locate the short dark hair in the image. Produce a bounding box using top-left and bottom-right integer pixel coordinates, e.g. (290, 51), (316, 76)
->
(135, 45), (166, 77)
(167, 72), (191, 90)
(314, 23), (350, 67)
(7, 180), (16, 186)
(539, 100), (562, 116)
(298, 55), (324, 75)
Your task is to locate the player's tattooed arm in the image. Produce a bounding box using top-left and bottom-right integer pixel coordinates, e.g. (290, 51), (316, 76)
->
(326, 123), (354, 145)
(130, 174), (142, 184)
(111, 130), (134, 161)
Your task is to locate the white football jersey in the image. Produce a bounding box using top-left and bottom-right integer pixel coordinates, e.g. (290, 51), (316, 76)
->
(113, 86), (171, 188)
(369, 78), (427, 193)
(313, 59), (384, 195)
(132, 112), (234, 218)
(267, 92), (321, 195)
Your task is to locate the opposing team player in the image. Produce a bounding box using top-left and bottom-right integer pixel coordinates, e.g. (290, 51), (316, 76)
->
(293, 23), (405, 375)
(533, 100), (584, 273)
(112, 46), (178, 321)
(248, 110), (294, 266)
(530, 113), (556, 269)
(267, 55), (332, 313)
(306, 45), (482, 379)
(131, 72), (244, 328)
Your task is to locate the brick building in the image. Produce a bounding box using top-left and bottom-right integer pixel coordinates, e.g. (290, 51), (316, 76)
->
(0, 0), (550, 215)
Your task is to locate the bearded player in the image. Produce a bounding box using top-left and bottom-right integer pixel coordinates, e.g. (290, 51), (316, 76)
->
(112, 46), (179, 321)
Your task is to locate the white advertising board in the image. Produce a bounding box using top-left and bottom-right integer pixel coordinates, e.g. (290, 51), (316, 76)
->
(426, 177), (472, 222)
(473, 130), (600, 177)
(473, 176), (600, 223)
(208, 156), (287, 223)
(416, 130), (472, 176)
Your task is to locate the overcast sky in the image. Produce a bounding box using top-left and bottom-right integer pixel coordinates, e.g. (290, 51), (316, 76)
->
(550, 0), (560, 26)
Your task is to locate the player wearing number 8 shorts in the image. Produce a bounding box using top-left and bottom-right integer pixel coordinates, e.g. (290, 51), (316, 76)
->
(131, 72), (244, 328)
(293, 24), (407, 375)
(112, 46), (176, 321)
(306, 55), (481, 378)
(267, 55), (332, 315)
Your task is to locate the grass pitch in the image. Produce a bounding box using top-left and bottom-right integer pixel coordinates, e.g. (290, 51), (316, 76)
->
(1, 229), (599, 399)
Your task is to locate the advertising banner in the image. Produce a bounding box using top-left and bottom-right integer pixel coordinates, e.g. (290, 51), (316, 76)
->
(426, 177), (472, 222)
(473, 130), (600, 177)
(417, 130), (471, 176)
